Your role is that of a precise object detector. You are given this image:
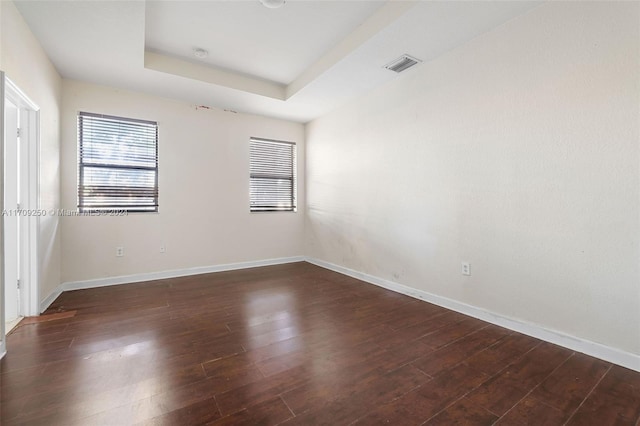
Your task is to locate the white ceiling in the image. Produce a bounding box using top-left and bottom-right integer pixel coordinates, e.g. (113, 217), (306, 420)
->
(14, 0), (541, 123)
(145, 1), (385, 85)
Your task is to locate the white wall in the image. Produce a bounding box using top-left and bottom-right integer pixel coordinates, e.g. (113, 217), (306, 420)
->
(60, 80), (305, 284)
(1, 1), (62, 307)
(305, 1), (640, 357)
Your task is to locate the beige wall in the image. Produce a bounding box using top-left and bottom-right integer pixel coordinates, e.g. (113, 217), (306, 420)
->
(305, 2), (640, 356)
(1, 1), (62, 307)
(60, 80), (305, 283)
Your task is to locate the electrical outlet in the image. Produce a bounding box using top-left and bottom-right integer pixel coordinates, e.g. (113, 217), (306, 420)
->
(160, 245), (166, 253)
(462, 262), (470, 276)
(116, 247), (124, 257)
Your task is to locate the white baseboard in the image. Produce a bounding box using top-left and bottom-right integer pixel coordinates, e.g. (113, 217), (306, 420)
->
(0, 340), (6, 360)
(40, 286), (63, 313)
(305, 257), (640, 373)
(37, 255), (639, 372)
(40, 256), (305, 313)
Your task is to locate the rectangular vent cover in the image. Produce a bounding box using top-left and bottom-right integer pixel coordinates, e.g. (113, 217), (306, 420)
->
(384, 54), (422, 73)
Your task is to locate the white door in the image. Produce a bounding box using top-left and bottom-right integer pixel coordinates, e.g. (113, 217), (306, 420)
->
(4, 99), (20, 323)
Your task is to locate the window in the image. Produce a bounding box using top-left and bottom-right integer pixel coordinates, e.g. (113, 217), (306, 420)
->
(78, 112), (158, 212)
(249, 137), (296, 212)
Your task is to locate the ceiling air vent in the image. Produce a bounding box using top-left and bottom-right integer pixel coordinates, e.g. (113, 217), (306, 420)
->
(384, 54), (422, 73)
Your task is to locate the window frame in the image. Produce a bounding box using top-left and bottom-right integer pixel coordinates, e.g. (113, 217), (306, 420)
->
(77, 111), (159, 213)
(249, 137), (297, 213)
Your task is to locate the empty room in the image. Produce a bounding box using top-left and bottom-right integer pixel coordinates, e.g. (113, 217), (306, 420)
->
(1, 0), (639, 424)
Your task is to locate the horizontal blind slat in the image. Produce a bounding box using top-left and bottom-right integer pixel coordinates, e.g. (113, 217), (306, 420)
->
(79, 112), (158, 212)
(249, 138), (296, 212)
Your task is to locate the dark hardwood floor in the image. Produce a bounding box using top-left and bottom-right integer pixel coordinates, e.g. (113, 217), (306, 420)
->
(1, 262), (639, 425)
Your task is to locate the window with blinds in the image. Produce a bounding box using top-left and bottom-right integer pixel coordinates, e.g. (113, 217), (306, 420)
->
(78, 112), (158, 213)
(249, 138), (296, 212)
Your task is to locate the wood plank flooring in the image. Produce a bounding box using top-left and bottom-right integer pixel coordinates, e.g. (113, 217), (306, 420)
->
(1, 262), (639, 425)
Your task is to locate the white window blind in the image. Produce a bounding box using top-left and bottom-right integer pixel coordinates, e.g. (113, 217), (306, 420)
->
(78, 112), (158, 212)
(250, 138), (296, 212)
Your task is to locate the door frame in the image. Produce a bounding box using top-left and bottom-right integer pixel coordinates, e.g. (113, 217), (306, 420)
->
(1, 73), (41, 357)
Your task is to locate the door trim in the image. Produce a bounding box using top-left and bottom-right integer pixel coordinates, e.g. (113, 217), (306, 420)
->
(1, 74), (41, 358)
(1, 71), (5, 358)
